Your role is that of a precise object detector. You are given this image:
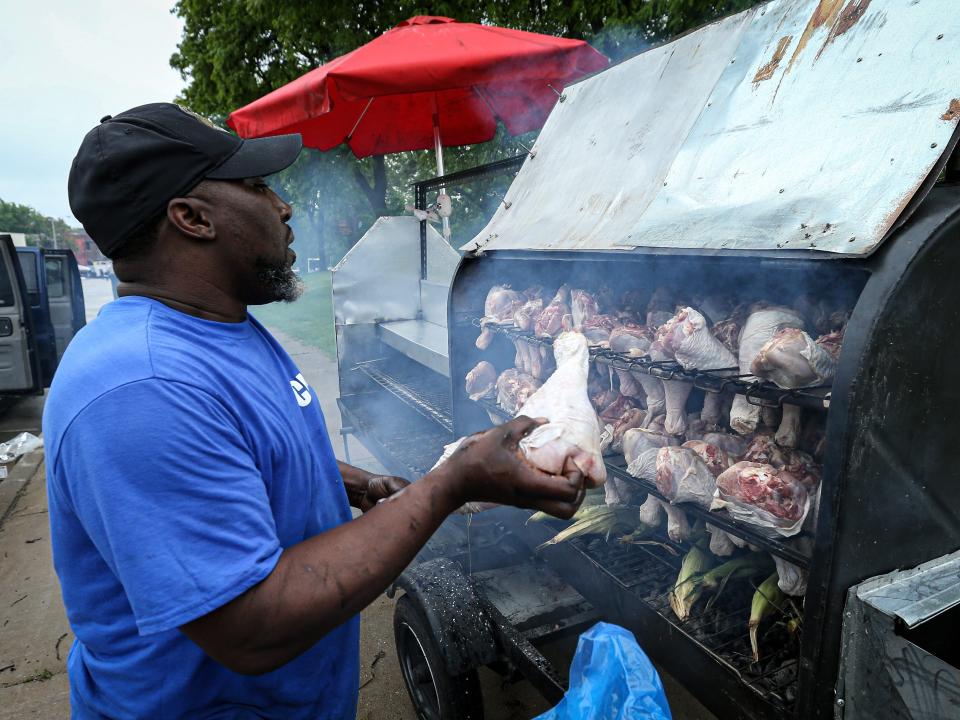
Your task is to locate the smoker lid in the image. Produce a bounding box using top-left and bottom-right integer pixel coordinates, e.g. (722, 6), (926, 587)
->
(462, 0), (960, 257)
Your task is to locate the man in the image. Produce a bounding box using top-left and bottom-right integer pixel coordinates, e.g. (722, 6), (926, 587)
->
(46, 103), (585, 719)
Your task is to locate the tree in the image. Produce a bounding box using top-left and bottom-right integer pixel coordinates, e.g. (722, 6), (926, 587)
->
(0, 199), (71, 246)
(169, 0), (760, 261)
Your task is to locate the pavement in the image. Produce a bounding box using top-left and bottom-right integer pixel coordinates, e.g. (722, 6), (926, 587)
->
(0, 280), (715, 719)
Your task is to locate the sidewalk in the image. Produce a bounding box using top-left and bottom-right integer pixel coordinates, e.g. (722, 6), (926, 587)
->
(0, 452), (71, 719)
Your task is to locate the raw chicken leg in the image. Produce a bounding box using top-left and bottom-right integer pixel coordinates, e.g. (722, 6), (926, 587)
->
(730, 307), (805, 435)
(608, 324), (665, 416)
(476, 285), (525, 349)
(465, 361), (497, 401)
(515, 332), (606, 486)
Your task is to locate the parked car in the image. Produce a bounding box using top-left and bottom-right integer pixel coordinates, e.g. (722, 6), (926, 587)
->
(2, 238), (86, 392)
(93, 259), (112, 277)
(78, 264), (95, 278)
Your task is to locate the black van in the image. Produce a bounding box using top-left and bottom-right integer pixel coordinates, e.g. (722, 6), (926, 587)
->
(0, 235), (85, 393)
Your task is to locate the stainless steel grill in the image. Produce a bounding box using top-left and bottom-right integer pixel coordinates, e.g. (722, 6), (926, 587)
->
(353, 358), (454, 432)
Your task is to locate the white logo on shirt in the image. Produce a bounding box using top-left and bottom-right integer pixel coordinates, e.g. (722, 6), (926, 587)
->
(290, 372), (313, 407)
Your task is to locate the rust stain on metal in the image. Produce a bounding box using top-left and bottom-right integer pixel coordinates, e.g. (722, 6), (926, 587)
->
(942, 98), (960, 122)
(753, 36), (793, 84)
(817, 0), (873, 59)
(786, 0), (845, 73)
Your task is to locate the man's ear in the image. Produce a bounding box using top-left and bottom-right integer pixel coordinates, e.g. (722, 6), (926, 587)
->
(166, 197), (216, 241)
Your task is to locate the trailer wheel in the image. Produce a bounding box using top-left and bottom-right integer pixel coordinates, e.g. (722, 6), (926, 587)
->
(394, 594), (484, 720)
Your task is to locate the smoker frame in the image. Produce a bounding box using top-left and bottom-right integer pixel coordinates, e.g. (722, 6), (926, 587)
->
(441, 181), (960, 719)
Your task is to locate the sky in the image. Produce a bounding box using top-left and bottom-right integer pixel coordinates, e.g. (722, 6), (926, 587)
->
(0, 1), (185, 224)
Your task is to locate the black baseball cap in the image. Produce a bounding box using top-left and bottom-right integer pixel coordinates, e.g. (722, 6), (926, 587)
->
(68, 102), (302, 258)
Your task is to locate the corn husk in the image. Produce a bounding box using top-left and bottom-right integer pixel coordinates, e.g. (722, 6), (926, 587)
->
(749, 572), (786, 662)
(701, 553), (775, 590)
(537, 506), (641, 549)
(669, 545), (716, 620)
(526, 487), (605, 523)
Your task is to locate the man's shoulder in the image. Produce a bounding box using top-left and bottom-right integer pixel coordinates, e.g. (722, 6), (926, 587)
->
(44, 298), (227, 446)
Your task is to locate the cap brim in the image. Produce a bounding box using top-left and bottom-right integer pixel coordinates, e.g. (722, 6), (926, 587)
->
(205, 133), (302, 180)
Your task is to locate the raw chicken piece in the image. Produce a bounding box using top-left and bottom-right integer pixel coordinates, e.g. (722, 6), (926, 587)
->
(681, 440), (731, 477)
(623, 427), (678, 480)
(713, 461), (810, 536)
(608, 323), (665, 414)
(516, 332), (606, 486)
(742, 435), (820, 490)
(571, 289), (600, 331)
(648, 341), (691, 436)
(712, 317), (743, 356)
(707, 524), (737, 557)
(655, 446), (717, 509)
(535, 286), (573, 338)
(612, 408), (647, 450)
(513, 297), (544, 331)
(465, 361), (497, 401)
(599, 393), (637, 425)
(701, 431), (749, 458)
(751, 327), (837, 389)
(662, 502), (691, 543)
(655, 307), (737, 372)
(476, 285), (526, 349)
(783, 450), (820, 491)
(581, 314), (617, 345)
(730, 307), (805, 434)
(816, 327), (844, 360)
(591, 388), (619, 413)
(495, 369), (541, 415)
(775, 404), (802, 449)
(742, 433), (790, 467)
(639, 494), (665, 525)
(773, 537), (814, 595)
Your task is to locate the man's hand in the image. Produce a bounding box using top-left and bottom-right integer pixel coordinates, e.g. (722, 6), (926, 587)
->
(437, 416), (586, 519)
(355, 474), (409, 512)
(338, 461), (409, 512)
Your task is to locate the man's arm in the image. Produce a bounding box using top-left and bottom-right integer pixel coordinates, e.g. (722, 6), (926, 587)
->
(181, 417), (584, 675)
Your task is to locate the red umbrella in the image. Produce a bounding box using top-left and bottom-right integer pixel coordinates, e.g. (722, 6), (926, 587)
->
(227, 16), (608, 162)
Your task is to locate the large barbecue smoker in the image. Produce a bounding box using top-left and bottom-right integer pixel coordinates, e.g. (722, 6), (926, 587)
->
(333, 1), (960, 718)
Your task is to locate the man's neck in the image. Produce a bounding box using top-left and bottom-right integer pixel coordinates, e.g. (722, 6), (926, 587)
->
(117, 282), (248, 323)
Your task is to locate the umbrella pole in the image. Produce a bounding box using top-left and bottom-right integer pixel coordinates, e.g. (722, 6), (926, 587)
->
(433, 113), (451, 241)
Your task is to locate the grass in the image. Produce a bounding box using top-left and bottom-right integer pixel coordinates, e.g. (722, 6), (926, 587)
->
(251, 272), (336, 358)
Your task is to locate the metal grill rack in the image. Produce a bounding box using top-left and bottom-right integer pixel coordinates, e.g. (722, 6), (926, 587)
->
(338, 392), (453, 478)
(470, 396), (812, 568)
(469, 319), (831, 411)
(606, 460), (812, 568)
(516, 521), (801, 711)
(352, 358), (453, 432)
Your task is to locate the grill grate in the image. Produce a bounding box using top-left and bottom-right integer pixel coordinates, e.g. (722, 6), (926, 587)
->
(469, 318), (831, 411)
(340, 393), (453, 477)
(564, 534), (801, 709)
(353, 358), (453, 432)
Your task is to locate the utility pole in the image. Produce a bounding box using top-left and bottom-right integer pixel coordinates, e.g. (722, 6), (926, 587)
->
(50, 218), (57, 249)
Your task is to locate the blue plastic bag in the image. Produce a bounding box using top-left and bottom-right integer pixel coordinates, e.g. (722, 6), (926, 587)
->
(534, 622), (672, 720)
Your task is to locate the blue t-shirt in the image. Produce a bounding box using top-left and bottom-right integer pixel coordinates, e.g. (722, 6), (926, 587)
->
(43, 296), (359, 719)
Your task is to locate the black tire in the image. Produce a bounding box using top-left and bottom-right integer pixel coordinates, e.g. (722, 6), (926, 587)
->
(393, 594), (484, 720)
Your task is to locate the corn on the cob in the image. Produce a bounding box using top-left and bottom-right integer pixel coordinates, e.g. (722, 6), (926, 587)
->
(669, 545), (715, 621)
(527, 488), (605, 523)
(749, 572), (786, 662)
(537, 506), (641, 549)
(701, 553), (774, 589)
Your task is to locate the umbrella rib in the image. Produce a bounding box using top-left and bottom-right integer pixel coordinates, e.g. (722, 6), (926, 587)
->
(346, 97), (375, 142)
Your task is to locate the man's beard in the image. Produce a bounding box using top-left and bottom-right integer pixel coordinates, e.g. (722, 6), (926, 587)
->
(255, 256), (303, 303)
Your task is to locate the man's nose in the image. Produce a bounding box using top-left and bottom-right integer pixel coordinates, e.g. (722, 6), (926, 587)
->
(276, 195), (292, 222)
